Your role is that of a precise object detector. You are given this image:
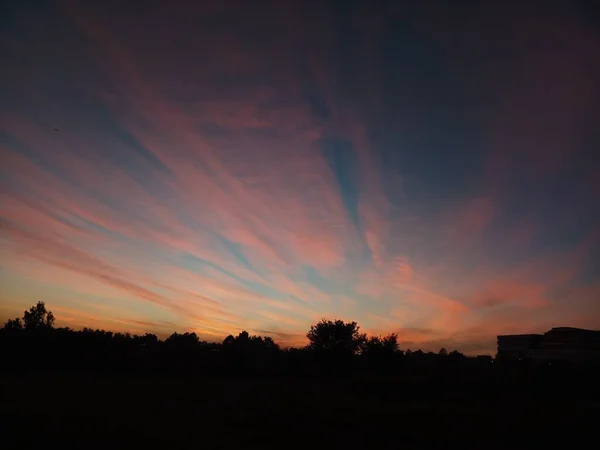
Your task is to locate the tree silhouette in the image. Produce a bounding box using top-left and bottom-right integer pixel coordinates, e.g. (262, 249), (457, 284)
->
(307, 319), (364, 354)
(262, 336), (278, 351)
(360, 334), (403, 373)
(362, 334), (399, 353)
(448, 350), (465, 360)
(135, 333), (159, 348)
(307, 319), (365, 376)
(222, 331), (280, 352)
(165, 331), (200, 347)
(23, 301), (55, 331)
(222, 331), (281, 374)
(412, 349), (425, 361)
(3, 318), (23, 331)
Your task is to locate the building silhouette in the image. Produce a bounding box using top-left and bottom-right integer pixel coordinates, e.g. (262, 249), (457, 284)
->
(497, 327), (600, 364)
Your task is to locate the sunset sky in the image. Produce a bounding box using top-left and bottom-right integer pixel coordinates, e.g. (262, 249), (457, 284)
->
(1, 0), (599, 354)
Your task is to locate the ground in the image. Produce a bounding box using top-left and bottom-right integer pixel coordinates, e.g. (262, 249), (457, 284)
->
(1, 373), (598, 449)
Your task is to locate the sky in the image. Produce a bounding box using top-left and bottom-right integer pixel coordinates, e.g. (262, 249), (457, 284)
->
(1, 0), (599, 354)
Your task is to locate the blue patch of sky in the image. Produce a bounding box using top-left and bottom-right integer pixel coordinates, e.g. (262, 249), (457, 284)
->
(375, 13), (489, 212)
(178, 251), (265, 296)
(108, 126), (172, 175)
(300, 265), (339, 295)
(319, 137), (361, 229)
(217, 237), (253, 270)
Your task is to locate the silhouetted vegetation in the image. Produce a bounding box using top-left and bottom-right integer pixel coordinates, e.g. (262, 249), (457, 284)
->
(2, 302), (598, 387)
(2, 302), (599, 449)
(1, 303), (459, 378)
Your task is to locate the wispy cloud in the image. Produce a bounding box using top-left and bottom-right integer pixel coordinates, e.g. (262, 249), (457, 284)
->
(1, 0), (599, 352)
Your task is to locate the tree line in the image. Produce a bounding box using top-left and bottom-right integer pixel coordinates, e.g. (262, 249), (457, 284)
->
(2, 301), (472, 377)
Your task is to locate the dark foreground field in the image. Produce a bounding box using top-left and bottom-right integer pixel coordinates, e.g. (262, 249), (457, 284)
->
(1, 373), (599, 449)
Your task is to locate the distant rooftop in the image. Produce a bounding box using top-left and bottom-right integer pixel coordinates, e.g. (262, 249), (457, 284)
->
(548, 327), (600, 333)
(497, 333), (542, 338)
(498, 327), (600, 339)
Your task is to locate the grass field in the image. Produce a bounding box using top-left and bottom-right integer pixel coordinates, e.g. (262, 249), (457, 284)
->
(1, 373), (598, 449)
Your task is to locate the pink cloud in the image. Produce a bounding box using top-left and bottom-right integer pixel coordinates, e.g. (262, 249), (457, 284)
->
(442, 197), (495, 246)
(467, 279), (548, 309)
